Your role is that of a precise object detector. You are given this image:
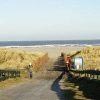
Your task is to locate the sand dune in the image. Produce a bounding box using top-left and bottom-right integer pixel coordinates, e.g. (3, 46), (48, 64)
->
(76, 46), (100, 70)
(0, 48), (48, 70)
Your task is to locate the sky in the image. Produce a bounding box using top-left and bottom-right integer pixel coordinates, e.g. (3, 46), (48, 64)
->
(0, 0), (100, 41)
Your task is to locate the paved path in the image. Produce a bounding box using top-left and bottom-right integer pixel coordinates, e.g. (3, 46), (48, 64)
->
(0, 57), (67, 100)
(0, 72), (66, 100)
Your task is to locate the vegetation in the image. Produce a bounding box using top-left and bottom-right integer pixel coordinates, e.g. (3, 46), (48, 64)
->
(76, 46), (100, 70)
(0, 48), (49, 71)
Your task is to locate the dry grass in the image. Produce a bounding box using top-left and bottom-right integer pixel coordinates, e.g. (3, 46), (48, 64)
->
(0, 77), (30, 89)
(0, 48), (49, 71)
(76, 46), (100, 70)
(0, 48), (49, 88)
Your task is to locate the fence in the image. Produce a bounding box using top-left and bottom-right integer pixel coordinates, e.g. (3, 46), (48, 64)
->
(70, 69), (100, 80)
(0, 69), (20, 82)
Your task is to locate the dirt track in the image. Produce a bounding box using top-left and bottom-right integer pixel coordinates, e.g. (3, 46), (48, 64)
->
(0, 72), (67, 100)
(0, 57), (67, 100)
(0, 56), (94, 100)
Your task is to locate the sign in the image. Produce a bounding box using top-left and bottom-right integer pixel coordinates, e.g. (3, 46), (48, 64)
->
(74, 57), (83, 70)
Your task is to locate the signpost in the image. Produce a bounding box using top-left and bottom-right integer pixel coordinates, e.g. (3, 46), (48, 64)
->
(74, 57), (83, 70)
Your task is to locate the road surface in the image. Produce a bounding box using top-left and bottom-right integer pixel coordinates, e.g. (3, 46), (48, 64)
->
(0, 57), (67, 100)
(0, 72), (67, 100)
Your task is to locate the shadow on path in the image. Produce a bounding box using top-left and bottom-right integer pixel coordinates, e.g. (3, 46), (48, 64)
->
(50, 56), (100, 100)
(51, 72), (75, 100)
(50, 56), (75, 100)
(69, 77), (100, 100)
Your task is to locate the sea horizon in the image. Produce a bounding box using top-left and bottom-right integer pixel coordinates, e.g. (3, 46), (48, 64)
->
(0, 39), (100, 47)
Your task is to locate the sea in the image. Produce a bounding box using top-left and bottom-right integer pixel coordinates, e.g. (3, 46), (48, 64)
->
(0, 40), (100, 48)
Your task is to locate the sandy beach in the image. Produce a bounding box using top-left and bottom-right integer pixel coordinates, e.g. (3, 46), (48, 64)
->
(0, 45), (84, 71)
(21, 45), (100, 70)
(20, 46), (84, 59)
(0, 45), (100, 70)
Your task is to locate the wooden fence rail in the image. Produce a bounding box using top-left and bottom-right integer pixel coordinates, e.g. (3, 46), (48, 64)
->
(0, 70), (20, 82)
(70, 69), (100, 80)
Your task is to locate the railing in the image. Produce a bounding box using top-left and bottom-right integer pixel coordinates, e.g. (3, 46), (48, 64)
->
(70, 69), (100, 80)
(0, 69), (20, 82)
(62, 51), (100, 80)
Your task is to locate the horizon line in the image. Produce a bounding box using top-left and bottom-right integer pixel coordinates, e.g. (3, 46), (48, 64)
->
(0, 39), (100, 42)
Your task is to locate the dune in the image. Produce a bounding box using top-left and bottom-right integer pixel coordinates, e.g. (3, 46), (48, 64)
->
(76, 46), (100, 70)
(0, 48), (48, 70)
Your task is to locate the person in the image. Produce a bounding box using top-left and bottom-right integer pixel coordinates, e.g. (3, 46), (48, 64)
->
(27, 63), (33, 79)
(29, 70), (33, 79)
(65, 55), (72, 70)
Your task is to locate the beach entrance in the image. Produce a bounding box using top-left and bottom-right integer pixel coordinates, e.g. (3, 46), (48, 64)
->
(0, 48), (100, 100)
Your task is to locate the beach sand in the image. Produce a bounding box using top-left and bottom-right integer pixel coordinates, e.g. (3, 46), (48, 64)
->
(18, 46), (100, 70)
(19, 46), (84, 59)
(0, 46), (84, 69)
(2, 46), (100, 70)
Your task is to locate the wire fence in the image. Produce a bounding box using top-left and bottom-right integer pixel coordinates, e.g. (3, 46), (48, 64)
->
(0, 69), (20, 82)
(70, 69), (100, 80)
(62, 51), (100, 80)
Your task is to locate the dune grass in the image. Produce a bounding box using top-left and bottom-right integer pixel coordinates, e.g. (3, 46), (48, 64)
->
(0, 48), (49, 88)
(76, 46), (100, 70)
(0, 48), (48, 71)
(0, 77), (30, 89)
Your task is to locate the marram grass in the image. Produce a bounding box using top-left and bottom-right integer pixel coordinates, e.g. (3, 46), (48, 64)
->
(76, 46), (100, 70)
(0, 48), (48, 71)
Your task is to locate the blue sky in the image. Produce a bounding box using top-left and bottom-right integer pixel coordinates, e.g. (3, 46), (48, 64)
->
(0, 0), (100, 41)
